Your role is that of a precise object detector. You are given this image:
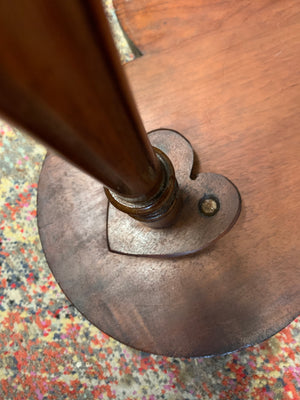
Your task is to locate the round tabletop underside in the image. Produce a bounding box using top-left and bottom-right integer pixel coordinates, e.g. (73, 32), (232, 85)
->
(38, 152), (299, 357)
(38, 0), (299, 357)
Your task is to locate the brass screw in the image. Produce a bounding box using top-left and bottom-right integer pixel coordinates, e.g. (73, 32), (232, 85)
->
(199, 195), (220, 217)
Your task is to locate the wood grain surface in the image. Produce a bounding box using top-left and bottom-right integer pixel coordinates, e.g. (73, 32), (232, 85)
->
(113, 0), (299, 353)
(38, 151), (298, 357)
(108, 130), (241, 256)
(37, 0), (300, 356)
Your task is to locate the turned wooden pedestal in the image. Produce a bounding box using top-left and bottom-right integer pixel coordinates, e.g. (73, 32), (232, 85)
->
(0, 0), (298, 356)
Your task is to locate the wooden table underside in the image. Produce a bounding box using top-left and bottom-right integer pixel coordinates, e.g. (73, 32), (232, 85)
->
(38, 0), (299, 357)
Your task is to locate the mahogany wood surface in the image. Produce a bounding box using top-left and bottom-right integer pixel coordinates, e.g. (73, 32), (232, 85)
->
(108, 130), (241, 257)
(0, 0), (162, 199)
(114, 0), (300, 351)
(6, 0), (300, 356)
(38, 151), (296, 357)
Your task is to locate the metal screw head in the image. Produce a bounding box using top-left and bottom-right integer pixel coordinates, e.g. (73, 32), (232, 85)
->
(198, 195), (220, 217)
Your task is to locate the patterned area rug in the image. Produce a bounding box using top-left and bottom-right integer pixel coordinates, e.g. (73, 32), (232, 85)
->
(0, 1), (299, 399)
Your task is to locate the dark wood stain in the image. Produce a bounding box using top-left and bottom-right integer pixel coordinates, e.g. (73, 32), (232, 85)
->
(0, 0), (162, 199)
(0, 0), (299, 356)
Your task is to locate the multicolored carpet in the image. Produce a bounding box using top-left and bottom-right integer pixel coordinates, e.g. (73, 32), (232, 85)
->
(0, 2), (299, 399)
